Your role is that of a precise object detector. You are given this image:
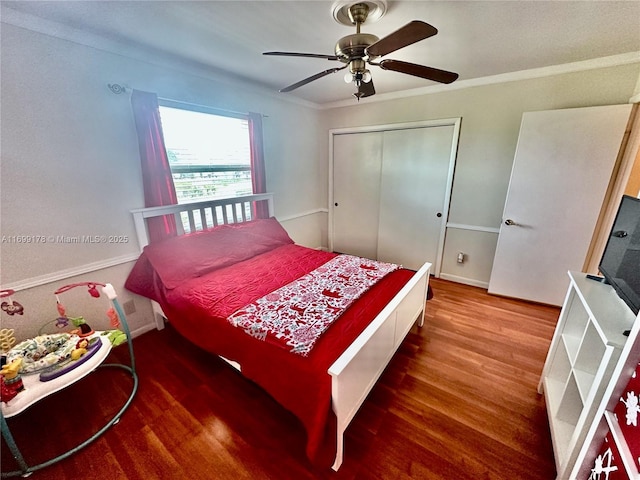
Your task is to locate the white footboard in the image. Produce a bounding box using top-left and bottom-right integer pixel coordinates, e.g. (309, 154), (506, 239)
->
(328, 261), (431, 471)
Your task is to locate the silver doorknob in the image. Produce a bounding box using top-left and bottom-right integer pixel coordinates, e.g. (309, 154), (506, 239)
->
(504, 219), (517, 226)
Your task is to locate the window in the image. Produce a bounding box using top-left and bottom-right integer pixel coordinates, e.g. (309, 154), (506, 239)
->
(158, 103), (253, 203)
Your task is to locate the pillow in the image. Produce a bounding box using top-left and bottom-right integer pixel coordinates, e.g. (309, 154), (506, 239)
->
(227, 216), (294, 245)
(124, 251), (160, 300)
(140, 217), (293, 289)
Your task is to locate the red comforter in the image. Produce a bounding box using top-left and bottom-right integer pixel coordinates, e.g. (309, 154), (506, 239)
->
(125, 219), (414, 466)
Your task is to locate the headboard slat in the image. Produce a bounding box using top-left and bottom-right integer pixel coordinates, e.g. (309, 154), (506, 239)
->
(212, 206), (220, 227)
(187, 210), (196, 233)
(199, 208), (207, 229)
(130, 193), (275, 249)
(232, 203), (240, 223)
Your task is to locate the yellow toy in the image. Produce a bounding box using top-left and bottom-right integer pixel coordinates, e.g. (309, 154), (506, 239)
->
(1, 357), (25, 403)
(1, 358), (22, 380)
(71, 338), (90, 360)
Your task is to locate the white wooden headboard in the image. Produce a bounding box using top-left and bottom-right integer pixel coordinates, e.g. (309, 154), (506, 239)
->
(130, 193), (275, 249)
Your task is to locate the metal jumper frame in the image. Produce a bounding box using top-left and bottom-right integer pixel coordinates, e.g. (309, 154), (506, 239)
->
(0, 283), (138, 478)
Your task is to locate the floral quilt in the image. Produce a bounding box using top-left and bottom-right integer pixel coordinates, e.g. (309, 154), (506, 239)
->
(227, 255), (399, 356)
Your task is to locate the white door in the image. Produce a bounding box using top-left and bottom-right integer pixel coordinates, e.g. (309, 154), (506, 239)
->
(332, 131), (383, 260)
(377, 126), (455, 271)
(488, 104), (632, 305)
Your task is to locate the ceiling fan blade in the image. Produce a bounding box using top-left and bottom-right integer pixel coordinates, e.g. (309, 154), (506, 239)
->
(357, 79), (376, 98)
(279, 66), (347, 93)
(378, 59), (458, 84)
(263, 51), (339, 61)
(366, 20), (438, 58)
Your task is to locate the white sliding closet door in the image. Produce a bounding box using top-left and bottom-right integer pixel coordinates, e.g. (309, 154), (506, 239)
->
(377, 126), (455, 271)
(331, 119), (459, 273)
(332, 131), (383, 260)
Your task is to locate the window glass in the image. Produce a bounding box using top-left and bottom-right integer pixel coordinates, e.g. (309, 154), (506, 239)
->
(158, 105), (252, 203)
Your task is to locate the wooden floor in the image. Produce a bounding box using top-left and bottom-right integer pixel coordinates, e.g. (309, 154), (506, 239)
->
(2, 278), (559, 479)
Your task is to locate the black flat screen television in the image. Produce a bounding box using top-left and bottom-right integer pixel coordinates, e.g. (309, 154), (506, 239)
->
(599, 195), (640, 316)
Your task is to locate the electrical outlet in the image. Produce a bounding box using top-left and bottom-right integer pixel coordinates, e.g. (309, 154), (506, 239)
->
(457, 252), (465, 264)
(123, 299), (136, 315)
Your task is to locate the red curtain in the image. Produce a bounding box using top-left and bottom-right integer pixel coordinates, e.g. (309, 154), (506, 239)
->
(130, 90), (178, 243)
(248, 112), (269, 219)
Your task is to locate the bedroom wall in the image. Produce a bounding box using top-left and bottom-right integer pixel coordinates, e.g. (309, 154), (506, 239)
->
(0, 21), (326, 341)
(2, 14), (638, 341)
(319, 63), (640, 287)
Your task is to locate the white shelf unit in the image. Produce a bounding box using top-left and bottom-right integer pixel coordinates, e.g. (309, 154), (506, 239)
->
(538, 271), (638, 479)
(572, 311), (640, 479)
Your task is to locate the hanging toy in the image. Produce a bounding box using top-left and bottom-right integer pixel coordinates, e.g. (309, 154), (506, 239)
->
(52, 281), (126, 344)
(106, 307), (120, 328)
(0, 289), (24, 316)
(54, 317), (69, 329)
(87, 283), (100, 298)
(53, 283), (104, 336)
(0, 329), (16, 354)
(54, 297), (69, 329)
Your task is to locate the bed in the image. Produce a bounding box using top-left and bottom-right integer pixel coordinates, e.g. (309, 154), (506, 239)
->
(126, 193), (430, 470)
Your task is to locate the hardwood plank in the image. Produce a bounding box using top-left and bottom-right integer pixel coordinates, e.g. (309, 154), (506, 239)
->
(1, 277), (558, 479)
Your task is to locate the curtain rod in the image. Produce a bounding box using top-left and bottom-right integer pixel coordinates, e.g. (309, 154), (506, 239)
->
(107, 83), (266, 118)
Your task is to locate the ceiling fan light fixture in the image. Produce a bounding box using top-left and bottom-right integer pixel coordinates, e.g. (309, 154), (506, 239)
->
(331, 0), (387, 27)
(349, 70), (371, 87)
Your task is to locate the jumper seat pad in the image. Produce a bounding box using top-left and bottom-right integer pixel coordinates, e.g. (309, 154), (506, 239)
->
(228, 254), (399, 356)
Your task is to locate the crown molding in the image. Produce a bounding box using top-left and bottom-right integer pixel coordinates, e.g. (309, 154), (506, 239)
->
(3, 5), (638, 110)
(321, 51), (640, 109)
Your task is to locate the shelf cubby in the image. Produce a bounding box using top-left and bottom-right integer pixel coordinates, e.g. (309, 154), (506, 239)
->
(556, 373), (584, 426)
(548, 340), (572, 384)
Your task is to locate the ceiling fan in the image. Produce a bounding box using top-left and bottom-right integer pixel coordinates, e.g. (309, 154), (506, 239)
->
(263, 2), (458, 100)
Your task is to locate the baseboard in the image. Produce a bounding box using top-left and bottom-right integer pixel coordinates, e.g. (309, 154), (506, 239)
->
(130, 322), (157, 339)
(438, 273), (489, 289)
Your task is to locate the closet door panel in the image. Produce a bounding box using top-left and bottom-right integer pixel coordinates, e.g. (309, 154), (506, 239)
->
(332, 132), (383, 259)
(377, 126), (455, 270)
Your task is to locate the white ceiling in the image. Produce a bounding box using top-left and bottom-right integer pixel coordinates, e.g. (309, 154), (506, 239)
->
(2, 1), (640, 106)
